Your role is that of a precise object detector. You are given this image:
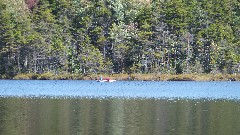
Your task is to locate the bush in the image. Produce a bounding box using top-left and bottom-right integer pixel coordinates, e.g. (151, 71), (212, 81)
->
(37, 72), (55, 80)
(0, 74), (11, 79)
(13, 74), (30, 80)
(167, 74), (195, 81)
(225, 74), (239, 81)
(55, 73), (83, 80)
(24, 73), (39, 80)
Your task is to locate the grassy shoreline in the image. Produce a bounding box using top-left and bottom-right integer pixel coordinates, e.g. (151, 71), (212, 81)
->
(1, 73), (239, 81)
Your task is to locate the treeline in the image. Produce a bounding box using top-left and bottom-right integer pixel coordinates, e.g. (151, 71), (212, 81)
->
(0, 0), (239, 77)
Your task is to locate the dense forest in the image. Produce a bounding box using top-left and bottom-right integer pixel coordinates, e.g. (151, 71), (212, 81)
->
(0, 0), (239, 77)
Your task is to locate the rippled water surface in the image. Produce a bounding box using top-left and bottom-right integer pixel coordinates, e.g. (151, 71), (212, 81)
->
(0, 80), (240, 135)
(1, 80), (240, 99)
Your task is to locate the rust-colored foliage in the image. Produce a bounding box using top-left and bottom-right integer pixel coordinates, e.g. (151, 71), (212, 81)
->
(25, 0), (39, 9)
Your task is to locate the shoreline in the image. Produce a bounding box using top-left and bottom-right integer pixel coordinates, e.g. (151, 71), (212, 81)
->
(1, 73), (239, 81)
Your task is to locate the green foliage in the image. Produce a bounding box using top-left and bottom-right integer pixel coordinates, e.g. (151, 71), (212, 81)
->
(13, 73), (39, 80)
(0, 0), (239, 77)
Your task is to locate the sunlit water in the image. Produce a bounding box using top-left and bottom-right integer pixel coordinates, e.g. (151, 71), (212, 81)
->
(1, 80), (240, 99)
(0, 80), (240, 135)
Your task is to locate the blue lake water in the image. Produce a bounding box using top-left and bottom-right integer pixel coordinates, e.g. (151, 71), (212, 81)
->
(0, 80), (240, 99)
(0, 80), (240, 135)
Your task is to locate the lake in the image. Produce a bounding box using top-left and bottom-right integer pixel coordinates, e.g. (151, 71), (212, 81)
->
(0, 80), (240, 135)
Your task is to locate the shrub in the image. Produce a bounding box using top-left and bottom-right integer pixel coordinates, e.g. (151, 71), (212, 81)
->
(167, 74), (194, 81)
(26, 73), (39, 79)
(37, 72), (55, 80)
(13, 74), (30, 80)
(55, 73), (83, 80)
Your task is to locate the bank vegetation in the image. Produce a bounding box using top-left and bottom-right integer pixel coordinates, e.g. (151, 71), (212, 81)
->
(2, 73), (238, 81)
(0, 0), (239, 78)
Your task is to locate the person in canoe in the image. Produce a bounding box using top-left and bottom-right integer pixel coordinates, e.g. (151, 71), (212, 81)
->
(97, 76), (115, 82)
(106, 76), (110, 82)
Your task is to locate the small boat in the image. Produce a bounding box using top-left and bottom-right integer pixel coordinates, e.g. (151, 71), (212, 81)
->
(97, 79), (116, 82)
(108, 80), (116, 82)
(97, 80), (108, 82)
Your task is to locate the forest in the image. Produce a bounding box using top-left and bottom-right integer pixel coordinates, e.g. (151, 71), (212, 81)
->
(0, 0), (239, 78)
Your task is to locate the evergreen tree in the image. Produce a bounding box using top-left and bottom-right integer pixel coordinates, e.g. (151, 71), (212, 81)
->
(0, 0), (239, 76)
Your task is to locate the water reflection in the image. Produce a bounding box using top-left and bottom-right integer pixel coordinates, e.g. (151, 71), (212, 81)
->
(0, 97), (240, 135)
